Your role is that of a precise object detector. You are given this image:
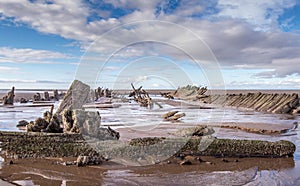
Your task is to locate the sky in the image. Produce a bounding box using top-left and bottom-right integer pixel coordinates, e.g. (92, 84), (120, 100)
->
(0, 0), (300, 90)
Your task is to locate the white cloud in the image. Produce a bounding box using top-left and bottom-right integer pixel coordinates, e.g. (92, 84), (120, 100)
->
(0, 78), (67, 84)
(230, 76), (300, 89)
(0, 0), (299, 88)
(215, 0), (297, 30)
(0, 47), (70, 63)
(103, 0), (160, 11)
(0, 0), (116, 41)
(0, 66), (19, 71)
(271, 58), (300, 77)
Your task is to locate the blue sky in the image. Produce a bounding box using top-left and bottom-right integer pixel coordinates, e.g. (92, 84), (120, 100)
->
(0, 0), (300, 90)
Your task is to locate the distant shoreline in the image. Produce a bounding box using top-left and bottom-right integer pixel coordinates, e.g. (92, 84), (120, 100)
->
(1, 89), (300, 100)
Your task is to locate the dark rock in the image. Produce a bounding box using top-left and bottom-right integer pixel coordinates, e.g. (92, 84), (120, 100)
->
(9, 160), (13, 165)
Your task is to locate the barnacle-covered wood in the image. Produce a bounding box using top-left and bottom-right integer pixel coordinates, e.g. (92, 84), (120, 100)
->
(0, 131), (97, 158)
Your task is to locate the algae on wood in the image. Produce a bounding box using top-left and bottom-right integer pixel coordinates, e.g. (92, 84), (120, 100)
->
(0, 132), (295, 161)
(0, 132), (95, 158)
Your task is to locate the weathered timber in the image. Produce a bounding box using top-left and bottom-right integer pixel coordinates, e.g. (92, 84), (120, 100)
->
(2, 87), (15, 105)
(129, 83), (153, 107)
(33, 92), (42, 101)
(0, 132), (295, 159)
(0, 131), (96, 158)
(173, 85), (207, 100)
(162, 111), (185, 121)
(44, 91), (50, 101)
(61, 109), (120, 140)
(172, 86), (300, 114)
(53, 89), (59, 101)
(195, 92), (300, 114)
(160, 92), (174, 99)
(176, 138), (295, 158)
(56, 80), (91, 115)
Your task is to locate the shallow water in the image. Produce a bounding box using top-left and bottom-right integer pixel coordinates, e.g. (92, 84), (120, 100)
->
(0, 96), (299, 185)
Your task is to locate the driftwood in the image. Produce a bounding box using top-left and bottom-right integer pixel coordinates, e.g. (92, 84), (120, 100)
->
(83, 104), (121, 109)
(95, 87), (112, 100)
(56, 80), (91, 115)
(44, 91), (50, 101)
(33, 93), (42, 101)
(160, 92), (174, 99)
(200, 92), (300, 114)
(162, 111), (185, 121)
(2, 87), (15, 105)
(129, 83), (153, 108)
(25, 104), (63, 133)
(174, 85), (208, 100)
(53, 90), (59, 101)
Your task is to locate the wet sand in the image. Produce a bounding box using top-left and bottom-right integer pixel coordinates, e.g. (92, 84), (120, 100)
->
(116, 121), (294, 142)
(0, 89), (299, 185)
(0, 156), (295, 186)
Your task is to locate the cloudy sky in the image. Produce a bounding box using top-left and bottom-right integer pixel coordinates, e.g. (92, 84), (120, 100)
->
(0, 0), (300, 89)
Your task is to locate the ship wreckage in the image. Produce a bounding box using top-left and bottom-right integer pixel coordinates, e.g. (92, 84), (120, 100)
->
(0, 80), (298, 166)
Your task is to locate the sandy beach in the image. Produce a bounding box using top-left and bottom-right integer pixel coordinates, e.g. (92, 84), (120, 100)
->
(0, 156), (295, 185)
(0, 87), (299, 185)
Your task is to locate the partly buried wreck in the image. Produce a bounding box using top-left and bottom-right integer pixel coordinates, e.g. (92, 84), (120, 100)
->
(0, 80), (297, 166)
